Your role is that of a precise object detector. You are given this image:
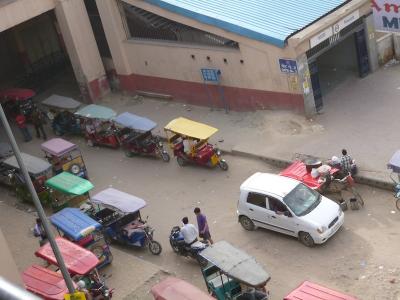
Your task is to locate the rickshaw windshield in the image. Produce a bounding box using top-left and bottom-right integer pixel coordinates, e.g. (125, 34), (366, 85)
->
(164, 117), (218, 140)
(283, 183), (321, 217)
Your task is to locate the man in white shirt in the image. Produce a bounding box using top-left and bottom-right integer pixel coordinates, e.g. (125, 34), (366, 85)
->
(180, 216), (198, 245)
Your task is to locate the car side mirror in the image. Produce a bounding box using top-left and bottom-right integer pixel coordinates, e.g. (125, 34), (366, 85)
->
(284, 211), (292, 217)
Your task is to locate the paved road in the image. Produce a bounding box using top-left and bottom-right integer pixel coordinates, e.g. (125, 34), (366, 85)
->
(1, 135), (400, 300)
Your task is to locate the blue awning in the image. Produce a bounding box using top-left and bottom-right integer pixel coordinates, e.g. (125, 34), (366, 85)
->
(142, 0), (348, 47)
(50, 208), (101, 241)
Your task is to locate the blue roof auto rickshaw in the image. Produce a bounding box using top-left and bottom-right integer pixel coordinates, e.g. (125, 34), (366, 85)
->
(1, 153), (52, 204)
(41, 138), (89, 179)
(75, 104), (120, 148)
(200, 241), (270, 300)
(115, 112), (170, 162)
(41, 94), (83, 136)
(45, 171), (94, 212)
(50, 207), (113, 269)
(89, 187), (162, 255)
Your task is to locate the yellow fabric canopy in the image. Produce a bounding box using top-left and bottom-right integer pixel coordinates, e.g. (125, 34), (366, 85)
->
(164, 117), (218, 140)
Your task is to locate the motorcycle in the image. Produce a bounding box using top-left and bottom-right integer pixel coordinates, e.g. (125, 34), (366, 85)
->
(169, 226), (208, 266)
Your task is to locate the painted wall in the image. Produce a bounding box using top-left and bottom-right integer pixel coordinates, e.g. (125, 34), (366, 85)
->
(0, 0), (55, 33)
(376, 32), (394, 65)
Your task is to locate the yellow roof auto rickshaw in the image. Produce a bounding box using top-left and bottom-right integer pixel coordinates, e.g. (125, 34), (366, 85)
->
(164, 117), (228, 171)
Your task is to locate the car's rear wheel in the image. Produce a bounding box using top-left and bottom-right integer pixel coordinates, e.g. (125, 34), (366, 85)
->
(239, 216), (255, 231)
(299, 232), (315, 247)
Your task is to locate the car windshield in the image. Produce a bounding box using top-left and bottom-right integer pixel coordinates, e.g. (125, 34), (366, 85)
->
(283, 183), (321, 216)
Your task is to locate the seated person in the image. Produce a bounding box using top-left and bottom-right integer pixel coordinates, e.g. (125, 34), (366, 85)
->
(123, 218), (145, 239)
(183, 138), (198, 156)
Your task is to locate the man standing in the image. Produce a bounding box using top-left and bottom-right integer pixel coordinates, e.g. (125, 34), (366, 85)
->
(194, 207), (214, 244)
(31, 108), (47, 140)
(33, 218), (47, 246)
(180, 217), (198, 246)
(15, 113), (31, 142)
(340, 149), (352, 175)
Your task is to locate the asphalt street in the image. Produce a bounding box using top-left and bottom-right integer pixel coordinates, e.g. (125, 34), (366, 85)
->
(1, 134), (400, 300)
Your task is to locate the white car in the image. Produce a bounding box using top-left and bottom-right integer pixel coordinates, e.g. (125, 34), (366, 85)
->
(237, 172), (344, 247)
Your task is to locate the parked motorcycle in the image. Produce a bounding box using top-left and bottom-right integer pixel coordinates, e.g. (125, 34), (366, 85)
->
(169, 226), (208, 266)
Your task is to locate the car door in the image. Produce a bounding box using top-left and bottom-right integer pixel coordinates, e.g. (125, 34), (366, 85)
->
(244, 192), (270, 229)
(265, 196), (297, 236)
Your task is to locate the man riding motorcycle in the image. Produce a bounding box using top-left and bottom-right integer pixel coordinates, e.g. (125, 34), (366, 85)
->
(180, 217), (198, 247)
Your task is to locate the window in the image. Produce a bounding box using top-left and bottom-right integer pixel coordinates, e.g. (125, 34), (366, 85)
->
(268, 197), (287, 213)
(119, 1), (239, 49)
(247, 193), (266, 208)
(283, 183), (321, 216)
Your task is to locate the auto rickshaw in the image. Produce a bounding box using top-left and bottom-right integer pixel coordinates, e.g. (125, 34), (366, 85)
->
(34, 237), (113, 299)
(280, 158), (364, 210)
(75, 104), (119, 148)
(387, 150), (400, 211)
(151, 277), (214, 300)
(45, 171), (93, 212)
(200, 241), (270, 300)
(88, 187), (162, 255)
(41, 94), (83, 136)
(0, 88), (35, 119)
(115, 112), (170, 162)
(284, 281), (358, 300)
(22, 264), (77, 300)
(41, 138), (88, 179)
(0, 153), (52, 203)
(164, 117), (228, 170)
(50, 207), (113, 268)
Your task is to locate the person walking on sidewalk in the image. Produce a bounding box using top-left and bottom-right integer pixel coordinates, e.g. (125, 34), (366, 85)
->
(194, 207), (214, 244)
(15, 113), (31, 142)
(31, 108), (47, 140)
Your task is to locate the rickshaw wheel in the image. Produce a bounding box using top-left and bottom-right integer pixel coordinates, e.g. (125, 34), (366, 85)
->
(219, 161), (229, 171)
(161, 152), (170, 162)
(396, 199), (400, 211)
(177, 156), (186, 167)
(149, 241), (162, 255)
(299, 232), (315, 247)
(239, 216), (255, 231)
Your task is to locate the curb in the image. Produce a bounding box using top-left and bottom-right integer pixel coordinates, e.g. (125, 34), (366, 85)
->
(230, 149), (394, 192)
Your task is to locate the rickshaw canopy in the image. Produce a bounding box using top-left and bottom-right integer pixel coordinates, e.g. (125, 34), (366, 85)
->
(151, 277), (214, 300)
(0, 88), (35, 101)
(35, 237), (99, 275)
(50, 208), (101, 241)
(75, 104), (116, 120)
(22, 264), (75, 300)
(388, 150), (400, 173)
(3, 153), (51, 175)
(41, 94), (82, 110)
(41, 138), (78, 157)
(45, 172), (94, 195)
(115, 112), (157, 132)
(91, 187), (146, 213)
(164, 117), (218, 140)
(284, 281), (357, 300)
(200, 241), (270, 287)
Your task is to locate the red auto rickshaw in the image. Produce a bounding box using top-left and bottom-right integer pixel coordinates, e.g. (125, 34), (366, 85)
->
(75, 104), (119, 148)
(0, 88), (35, 119)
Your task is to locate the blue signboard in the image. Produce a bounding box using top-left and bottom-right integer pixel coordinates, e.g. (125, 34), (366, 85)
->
(279, 59), (298, 74)
(201, 69), (221, 82)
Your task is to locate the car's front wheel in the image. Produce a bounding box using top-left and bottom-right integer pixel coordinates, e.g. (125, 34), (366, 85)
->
(299, 231), (315, 247)
(239, 216), (255, 231)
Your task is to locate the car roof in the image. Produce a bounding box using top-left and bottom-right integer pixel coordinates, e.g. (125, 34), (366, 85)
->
(240, 172), (300, 197)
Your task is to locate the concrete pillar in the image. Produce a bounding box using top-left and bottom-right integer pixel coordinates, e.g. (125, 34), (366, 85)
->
(55, 0), (110, 102)
(95, 0), (132, 90)
(363, 14), (379, 72)
(394, 33), (400, 60)
(297, 54), (316, 117)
